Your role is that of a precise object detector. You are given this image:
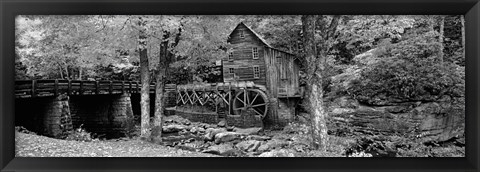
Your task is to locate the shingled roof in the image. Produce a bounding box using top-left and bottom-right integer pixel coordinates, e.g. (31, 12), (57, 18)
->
(228, 22), (295, 56)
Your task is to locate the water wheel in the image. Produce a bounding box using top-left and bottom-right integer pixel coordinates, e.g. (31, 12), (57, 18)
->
(232, 89), (268, 118)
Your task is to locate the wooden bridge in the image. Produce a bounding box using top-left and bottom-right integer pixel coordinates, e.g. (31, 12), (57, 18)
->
(14, 80), (176, 98)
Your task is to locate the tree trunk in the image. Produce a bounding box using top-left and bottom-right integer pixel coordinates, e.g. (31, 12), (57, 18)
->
(64, 62), (70, 79)
(138, 17), (151, 138)
(152, 40), (169, 141)
(439, 16), (445, 64)
(301, 15), (328, 151)
(58, 63), (64, 79)
(461, 15), (465, 59)
(78, 67), (82, 80)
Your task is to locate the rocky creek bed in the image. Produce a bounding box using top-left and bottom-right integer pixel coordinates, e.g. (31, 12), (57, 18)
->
(152, 115), (320, 157)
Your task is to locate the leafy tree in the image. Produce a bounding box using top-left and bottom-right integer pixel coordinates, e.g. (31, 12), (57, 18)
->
(333, 15), (416, 64)
(348, 25), (464, 105)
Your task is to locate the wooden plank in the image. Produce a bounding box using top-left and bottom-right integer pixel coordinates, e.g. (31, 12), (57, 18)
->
(121, 81), (125, 94)
(31, 80), (36, 98)
(79, 80), (83, 95)
(136, 82), (139, 93)
(67, 80), (72, 95)
(109, 81), (113, 94)
(54, 79), (59, 96)
(95, 81), (99, 95)
(129, 81), (133, 93)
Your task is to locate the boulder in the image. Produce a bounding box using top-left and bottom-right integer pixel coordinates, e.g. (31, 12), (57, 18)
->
(233, 127), (262, 135)
(162, 124), (186, 133)
(214, 132), (243, 144)
(235, 140), (262, 152)
(218, 120), (226, 127)
(412, 102), (464, 142)
(203, 128), (227, 141)
(257, 139), (289, 152)
(258, 149), (295, 157)
(202, 143), (235, 155)
(164, 115), (191, 125)
(247, 135), (271, 141)
(226, 126), (235, 131)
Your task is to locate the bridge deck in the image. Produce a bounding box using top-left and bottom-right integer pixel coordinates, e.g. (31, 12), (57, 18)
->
(15, 80), (176, 98)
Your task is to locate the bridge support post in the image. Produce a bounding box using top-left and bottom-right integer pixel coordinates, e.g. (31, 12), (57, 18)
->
(108, 93), (134, 138)
(43, 94), (73, 138)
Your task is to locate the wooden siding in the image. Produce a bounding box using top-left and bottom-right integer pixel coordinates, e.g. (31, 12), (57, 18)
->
(224, 23), (300, 97)
(228, 25), (264, 45)
(223, 24), (267, 86)
(264, 48), (300, 98)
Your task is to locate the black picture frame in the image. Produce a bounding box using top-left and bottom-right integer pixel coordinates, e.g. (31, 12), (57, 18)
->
(1, 0), (479, 172)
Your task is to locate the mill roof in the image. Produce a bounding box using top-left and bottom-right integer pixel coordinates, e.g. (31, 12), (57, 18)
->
(228, 22), (295, 56)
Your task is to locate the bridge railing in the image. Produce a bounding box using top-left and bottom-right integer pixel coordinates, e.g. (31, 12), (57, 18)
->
(15, 80), (167, 98)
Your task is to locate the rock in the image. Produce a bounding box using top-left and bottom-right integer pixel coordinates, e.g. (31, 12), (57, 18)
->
(412, 102), (464, 142)
(184, 138), (195, 143)
(147, 126), (162, 144)
(296, 114), (309, 124)
(164, 115), (191, 125)
(235, 140), (262, 152)
(218, 120), (226, 127)
(203, 128), (227, 141)
(246, 135), (271, 141)
(190, 127), (198, 134)
(347, 136), (397, 157)
(214, 132), (243, 144)
(202, 143), (235, 155)
(258, 149), (295, 157)
(176, 144), (197, 152)
(162, 124), (186, 133)
(256, 139), (289, 152)
(226, 126), (235, 131)
(202, 124), (211, 129)
(221, 149), (246, 157)
(257, 144), (270, 152)
(197, 127), (206, 134)
(189, 127), (206, 134)
(233, 127), (262, 135)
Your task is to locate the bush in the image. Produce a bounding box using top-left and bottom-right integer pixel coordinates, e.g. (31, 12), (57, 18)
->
(15, 126), (36, 135)
(348, 32), (464, 105)
(65, 125), (93, 142)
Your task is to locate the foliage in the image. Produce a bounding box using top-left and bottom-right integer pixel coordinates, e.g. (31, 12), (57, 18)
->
(347, 30), (465, 105)
(332, 15), (416, 64)
(65, 125), (93, 142)
(15, 126), (37, 135)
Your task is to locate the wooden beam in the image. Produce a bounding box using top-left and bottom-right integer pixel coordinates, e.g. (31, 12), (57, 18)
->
(129, 81), (132, 93)
(79, 81), (83, 95)
(95, 81), (99, 95)
(67, 80), (72, 95)
(54, 79), (59, 97)
(31, 80), (36, 98)
(121, 81), (125, 94)
(136, 82), (139, 93)
(109, 81), (113, 94)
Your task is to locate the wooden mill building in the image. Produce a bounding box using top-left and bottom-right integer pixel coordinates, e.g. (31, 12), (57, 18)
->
(221, 22), (303, 127)
(223, 22), (302, 99)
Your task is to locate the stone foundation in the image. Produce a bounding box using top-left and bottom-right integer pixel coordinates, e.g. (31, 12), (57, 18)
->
(15, 95), (74, 138)
(226, 112), (263, 128)
(175, 109), (219, 124)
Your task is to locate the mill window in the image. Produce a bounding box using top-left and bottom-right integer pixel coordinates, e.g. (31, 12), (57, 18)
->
(228, 51), (234, 61)
(252, 47), (259, 59)
(253, 66), (260, 78)
(239, 30), (245, 38)
(229, 68), (235, 77)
